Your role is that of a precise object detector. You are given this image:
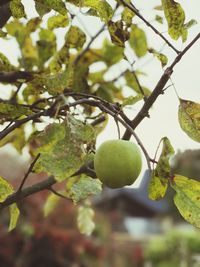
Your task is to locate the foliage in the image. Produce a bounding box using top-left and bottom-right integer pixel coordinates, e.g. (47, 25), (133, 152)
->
(0, 187), (145, 267)
(0, 0), (199, 234)
(145, 230), (200, 266)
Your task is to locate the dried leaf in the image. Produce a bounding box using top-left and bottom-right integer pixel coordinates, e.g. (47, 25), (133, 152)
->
(129, 25), (148, 58)
(9, 204), (20, 231)
(43, 193), (60, 217)
(77, 204), (95, 235)
(178, 99), (200, 142)
(83, 0), (113, 22)
(32, 116), (95, 181)
(161, 0), (185, 40)
(67, 175), (102, 203)
(171, 175), (200, 228)
(148, 137), (174, 200)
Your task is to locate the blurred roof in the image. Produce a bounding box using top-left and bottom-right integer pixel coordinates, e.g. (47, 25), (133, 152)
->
(93, 170), (169, 218)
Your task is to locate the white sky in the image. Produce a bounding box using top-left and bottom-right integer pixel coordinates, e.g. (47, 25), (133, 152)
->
(97, 0), (200, 158)
(0, 0), (200, 175)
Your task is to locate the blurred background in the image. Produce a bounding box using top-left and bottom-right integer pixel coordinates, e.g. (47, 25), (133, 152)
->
(0, 0), (200, 266)
(0, 149), (200, 267)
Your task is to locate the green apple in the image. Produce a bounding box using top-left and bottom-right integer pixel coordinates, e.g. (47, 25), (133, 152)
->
(94, 139), (142, 188)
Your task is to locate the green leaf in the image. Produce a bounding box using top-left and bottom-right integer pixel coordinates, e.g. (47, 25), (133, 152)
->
(21, 36), (38, 70)
(129, 25), (148, 58)
(26, 17), (42, 32)
(0, 103), (32, 123)
(5, 20), (26, 47)
(65, 26), (86, 49)
(0, 53), (16, 72)
(178, 99), (200, 143)
(148, 137), (175, 200)
(108, 20), (129, 47)
(0, 176), (13, 202)
(49, 43), (70, 72)
(0, 30), (7, 38)
(125, 70), (151, 96)
(154, 5), (163, 11)
(67, 175), (102, 203)
(9, 203), (20, 231)
(122, 94), (143, 107)
(77, 203), (95, 235)
(83, 0), (113, 22)
(32, 116), (95, 181)
(101, 39), (124, 66)
(10, 0), (26, 19)
(184, 19), (198, 30)
(32, 67), (73, 94)
(148, 174), (168, 201)
(37, 28), (56, 67)
(155, 15), (163, 24)
(47, 14), (69, 30)
(181, 19), (197, 43)
(161, 0), (185, 40)
(171, 175), (200, 228)
(148, 48), (168, 67)
(34, 0), (51, 17)
(43, 193), (60, 217)
(122, 7), (135, 27)
(0, 127), (26, 154)
(34, 0), (67, 15)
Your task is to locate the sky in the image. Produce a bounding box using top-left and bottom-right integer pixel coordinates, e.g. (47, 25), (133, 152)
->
(97, 0), (200, 157)
(0, 0), (200, 180)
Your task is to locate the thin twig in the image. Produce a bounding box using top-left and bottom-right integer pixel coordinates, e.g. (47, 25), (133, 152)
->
(16, 153), (41, 193)
(97, 103), (152, 170)
(0, 71), (33, 83)
(120, 0), (180, 54)
(132, 70), (146, 99)
(0, 176), (56, 211)
(10, 84), (23, 103)
(0, 2), (11, 28)
(74, 26), (105, 65)
(122, 32), (200, 140)
(49, 188), (69, 200)
(114, 116), (121, 139)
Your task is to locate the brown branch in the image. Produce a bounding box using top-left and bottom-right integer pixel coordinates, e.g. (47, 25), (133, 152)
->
(119, 0), (180, 54)
(132, 70), (146, 99)
(0, 110), (46, 140)
(0, 3), (11, 28)
(74, 26), (105, 65)
(17, 153), (41, 192)
(0, 93), (151, 211)
(0, 71), (33, 83)
(49, 188), (70, 200)
(0, 176), (56, 211)
(122, 32), (200, 140)
(0, 0), (11, 6)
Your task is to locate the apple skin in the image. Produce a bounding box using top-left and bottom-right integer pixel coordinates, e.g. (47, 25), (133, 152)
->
(94, 139), (142, 188)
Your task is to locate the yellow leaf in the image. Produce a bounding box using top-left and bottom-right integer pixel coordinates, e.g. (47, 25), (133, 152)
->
(9, 203), (20, 231)
(171, 175), (200, 228)
(178, 99), (200, 142)
(0, 176), (14, 202)
(77, 204), (95, 235)
(43, 193), (60, 217)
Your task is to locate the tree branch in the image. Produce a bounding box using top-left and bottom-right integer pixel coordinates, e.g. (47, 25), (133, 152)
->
(119, 0), (180, 54)
(74, 25), (105, 65)
(0, 2), (11, 28)
(17, 153), (41, 192)
(0, 71), (33, 83)
(0, 176), (56, 211)
(122, 32), (200, 140)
